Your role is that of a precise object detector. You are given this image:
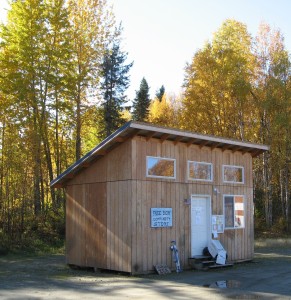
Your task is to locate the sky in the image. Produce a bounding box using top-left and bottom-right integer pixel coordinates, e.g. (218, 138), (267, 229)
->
(108, 0), (291, 99)
(1, 0), (291, 100)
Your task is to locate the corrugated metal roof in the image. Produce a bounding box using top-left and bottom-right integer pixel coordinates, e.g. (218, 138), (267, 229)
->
(50, 121), (269, 188)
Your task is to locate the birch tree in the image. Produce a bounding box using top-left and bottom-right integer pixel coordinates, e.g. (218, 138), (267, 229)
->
(253, 23), (291, 228)
(67, 0), (116, 159)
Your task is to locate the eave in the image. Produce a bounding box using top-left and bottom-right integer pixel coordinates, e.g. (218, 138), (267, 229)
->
(50, 121), (269, 188)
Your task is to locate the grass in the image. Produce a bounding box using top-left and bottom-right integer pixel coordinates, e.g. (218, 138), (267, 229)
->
(0, 237), (65, 258)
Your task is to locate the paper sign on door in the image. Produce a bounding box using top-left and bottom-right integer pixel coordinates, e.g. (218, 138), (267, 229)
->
(195, 207), (202, 225)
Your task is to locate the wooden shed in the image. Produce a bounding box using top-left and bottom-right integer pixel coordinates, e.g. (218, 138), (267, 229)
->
(51, 121), (269, 274)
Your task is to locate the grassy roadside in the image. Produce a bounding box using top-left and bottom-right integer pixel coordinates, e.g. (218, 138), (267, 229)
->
(0, 238), (65, 258)
(255, 237), (291, 248)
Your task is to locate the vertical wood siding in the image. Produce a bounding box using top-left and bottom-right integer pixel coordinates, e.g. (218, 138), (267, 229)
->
(131, 136), (254, 273)
(66, 183), (107, 268)
(65, 140), (132, 272)
(65, 135), (254, 274)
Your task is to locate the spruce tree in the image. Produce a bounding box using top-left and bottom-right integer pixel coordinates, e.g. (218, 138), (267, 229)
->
(155, 85), (165, 102)
(99, 41), (133, 138)
(132, 77), (150, 121)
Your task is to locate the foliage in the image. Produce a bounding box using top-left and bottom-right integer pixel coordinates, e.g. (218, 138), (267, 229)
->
(148, 93), (176, 127)
(181, 19), (290, 229)
(0, 0), (117, 250)
(0, 4), (290, 253)
(181, 19), (256, 140)
(252, 23), (291, 228)
(155, 85), (165, 102)
(99, 38), (133, 138)
(67, 0), (116, 159)
(132, 77), (151, 121)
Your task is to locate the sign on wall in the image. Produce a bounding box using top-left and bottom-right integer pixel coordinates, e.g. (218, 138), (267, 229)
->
(212, 215), (224, 233)
(151, 208), (173, 228)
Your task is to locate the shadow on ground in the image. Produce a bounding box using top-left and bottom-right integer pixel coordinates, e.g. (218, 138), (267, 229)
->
(0, 245), (291, 299)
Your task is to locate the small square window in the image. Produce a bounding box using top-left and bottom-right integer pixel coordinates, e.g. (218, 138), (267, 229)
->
(188, 161), (213, 181)
(146, 156), (176, 179)
(223, 165), (244, 183)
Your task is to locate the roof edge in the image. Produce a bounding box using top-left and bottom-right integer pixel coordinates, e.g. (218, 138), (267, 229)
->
(129, 121), (270, 152)
(50, 121), (132, 188)
(51, 121), (269, 188)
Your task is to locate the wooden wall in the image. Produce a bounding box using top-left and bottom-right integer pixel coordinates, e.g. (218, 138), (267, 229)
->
(66, 183), (107, 268)
(65, 135), (254, 274)
(131, 136), (254, 273)
(66, 140), (133, 272)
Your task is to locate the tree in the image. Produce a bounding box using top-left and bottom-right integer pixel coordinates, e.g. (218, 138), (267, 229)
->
(252, 22), (291, 228)
(148, 93), (176, 127)
(155, 85), (165, 102)
(0, 0), (50, 215)
(180, 19), (290, 230)
(99, 39), (133, 138)
(0, 0), (119, 247)
(181, 19), (256, 141)
(67, 0), (116, 159)
(132, 77), (150, 121)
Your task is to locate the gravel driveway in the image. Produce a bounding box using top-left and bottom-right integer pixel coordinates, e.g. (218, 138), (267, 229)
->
(1, 242), (291, 299)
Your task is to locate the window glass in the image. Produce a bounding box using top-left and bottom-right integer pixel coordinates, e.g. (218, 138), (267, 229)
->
(234, 196), (244, 228)
(224, 196), (234, 228)
(146, 156), (175, 178)
(188, 161), (212, 181)
(224, 195), (245, 229)
(223, 165), (244, 183)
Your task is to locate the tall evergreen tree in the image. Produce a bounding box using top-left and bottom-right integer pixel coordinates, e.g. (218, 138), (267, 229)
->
(155, 85), (165, 102)
(99, 40), (133, 138)
(132, 77), (150, 121)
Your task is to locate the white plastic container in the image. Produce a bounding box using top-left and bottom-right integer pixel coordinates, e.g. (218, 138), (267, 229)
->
(208, 239), (227, 264)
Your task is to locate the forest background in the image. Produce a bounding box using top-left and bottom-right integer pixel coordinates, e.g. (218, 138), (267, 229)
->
(0, 0), (290, 253)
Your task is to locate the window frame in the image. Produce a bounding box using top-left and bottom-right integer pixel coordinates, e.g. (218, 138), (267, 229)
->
(222, 165), (244, 184)
(223, 195), (245, 229)
(187, 161), (213, 182)
(146, 156), (176, 179)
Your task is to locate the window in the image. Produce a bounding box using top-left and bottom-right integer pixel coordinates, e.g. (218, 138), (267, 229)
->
(223, 165), (244, 183)
(224, 195), (244, 229)
(188, 161), (213, 181)
(146, 156), (176, 179)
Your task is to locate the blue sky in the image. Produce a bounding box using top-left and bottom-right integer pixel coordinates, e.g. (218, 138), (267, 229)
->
(1, 0), (291, 100)
(109, 0), (291, 99)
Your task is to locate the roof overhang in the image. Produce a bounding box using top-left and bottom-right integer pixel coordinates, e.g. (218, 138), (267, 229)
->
(50, 121), (269, 188)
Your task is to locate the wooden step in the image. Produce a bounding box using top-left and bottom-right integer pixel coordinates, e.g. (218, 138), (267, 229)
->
(201, 260), (216, 267)
(189, 255), (212, 261)
(189, 256), (215, 270)
(189, 256), (233, 270)
(208, 263), (234, 269)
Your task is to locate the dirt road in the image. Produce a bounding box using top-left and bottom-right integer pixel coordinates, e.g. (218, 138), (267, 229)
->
(0, 243), (291, 299)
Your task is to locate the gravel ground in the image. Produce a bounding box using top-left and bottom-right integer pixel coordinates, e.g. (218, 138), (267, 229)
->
(0, 243), (291, 299)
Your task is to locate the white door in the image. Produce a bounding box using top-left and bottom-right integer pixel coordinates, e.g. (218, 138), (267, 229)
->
(191, 195), (211, 257)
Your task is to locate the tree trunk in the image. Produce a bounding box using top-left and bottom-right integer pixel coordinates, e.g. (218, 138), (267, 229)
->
(263, 151), (272, 227)
(76, 85), (81, 161)
(0, 120), (5, 211)
(33, 104), (42, 216)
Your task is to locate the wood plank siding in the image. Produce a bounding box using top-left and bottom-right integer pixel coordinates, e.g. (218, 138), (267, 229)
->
(65, 140), (132, 272)
(49, 122), (269, 274)
(64, 132), (255, 274)
(130, 136), (254, 273)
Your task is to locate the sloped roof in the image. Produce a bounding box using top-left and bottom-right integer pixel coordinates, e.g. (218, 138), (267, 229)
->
(50, 121), (269, 188)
